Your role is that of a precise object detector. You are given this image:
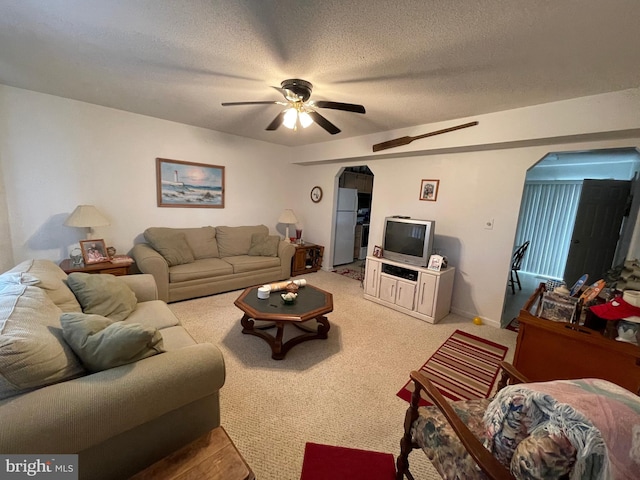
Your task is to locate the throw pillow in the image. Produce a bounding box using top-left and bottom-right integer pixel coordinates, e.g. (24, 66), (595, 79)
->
(143, 228), (195, 266)
(66, 272), (137, 321)
(60, 312), (164, 372)
(248, 233), (280, 257)
(0, 285), (86, 400)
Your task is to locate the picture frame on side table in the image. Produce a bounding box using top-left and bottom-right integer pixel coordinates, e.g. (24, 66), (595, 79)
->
(156, 158), (225, 208)
(80, 239), (109, 264)
(373, 245), (383, 258)
(428, 254), (444, 271)
(419, 179), (439, 201)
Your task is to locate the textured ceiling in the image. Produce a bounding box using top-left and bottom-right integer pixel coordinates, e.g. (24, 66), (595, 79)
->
(1, 1), (639, 147)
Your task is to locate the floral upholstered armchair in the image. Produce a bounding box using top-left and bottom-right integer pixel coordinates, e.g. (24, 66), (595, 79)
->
(396, 362), (640, 480)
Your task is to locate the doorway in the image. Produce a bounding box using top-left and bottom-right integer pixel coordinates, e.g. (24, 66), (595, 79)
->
(333, 166), (374, 269)
(501, 147), (640, 327)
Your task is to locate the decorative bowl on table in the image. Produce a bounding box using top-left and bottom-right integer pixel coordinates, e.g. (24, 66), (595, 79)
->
(281, 292), (298, 304)
(285, 281), (299, 294)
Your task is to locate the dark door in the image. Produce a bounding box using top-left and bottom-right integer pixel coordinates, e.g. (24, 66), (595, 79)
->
(563, 179), (631, 285)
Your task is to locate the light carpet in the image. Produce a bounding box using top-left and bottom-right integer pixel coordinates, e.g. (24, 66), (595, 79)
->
(169, 269), (518, 480)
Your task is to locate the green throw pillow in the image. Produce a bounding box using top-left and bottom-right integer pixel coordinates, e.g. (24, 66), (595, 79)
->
(66, 272), (137, 321)
(60, 312), (164, 372)
(143, 228), (195, 266)
(248, 233), (280, 257)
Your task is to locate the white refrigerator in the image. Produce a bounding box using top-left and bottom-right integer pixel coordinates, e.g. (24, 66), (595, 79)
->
(333, 188), (358, 265)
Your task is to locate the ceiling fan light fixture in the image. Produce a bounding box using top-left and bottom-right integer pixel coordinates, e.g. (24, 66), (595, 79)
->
(299, 111), (313, 128)
(283, 108), (297, 129)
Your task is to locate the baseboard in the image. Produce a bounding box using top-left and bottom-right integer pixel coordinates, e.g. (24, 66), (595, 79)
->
(450, 307), (501, 328)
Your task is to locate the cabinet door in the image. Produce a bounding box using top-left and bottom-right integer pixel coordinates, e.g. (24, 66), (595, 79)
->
(379, 274), (397, 303)
(416, 272), (437, 316)
(293, 248), (307, 272)
(364, 258), (381, 296)
(395, 278), (416, 310)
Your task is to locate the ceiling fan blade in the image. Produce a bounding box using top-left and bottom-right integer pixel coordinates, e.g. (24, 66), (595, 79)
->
(307, 111), (341, 135)
(314, 101), (366, 114)
(266, 111), (286, 131)
(221, 101), (280, 107)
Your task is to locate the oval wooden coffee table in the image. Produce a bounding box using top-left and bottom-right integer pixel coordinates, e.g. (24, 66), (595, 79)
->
(234, 284), (333, 359)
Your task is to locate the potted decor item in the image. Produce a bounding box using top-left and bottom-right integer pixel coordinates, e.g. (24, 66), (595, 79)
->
(281, 292), (298, 304)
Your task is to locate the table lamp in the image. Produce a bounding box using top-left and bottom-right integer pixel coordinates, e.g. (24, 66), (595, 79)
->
(278, 209), (298, 243)
(64, 205), (110, 239)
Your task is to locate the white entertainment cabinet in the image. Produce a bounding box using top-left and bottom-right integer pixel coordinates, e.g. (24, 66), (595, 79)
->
(363, 256), (455, 324)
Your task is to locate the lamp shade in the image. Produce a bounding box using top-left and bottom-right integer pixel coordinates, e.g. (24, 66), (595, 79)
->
(278, 209), (298, 224)
(64, 205), (110, 227)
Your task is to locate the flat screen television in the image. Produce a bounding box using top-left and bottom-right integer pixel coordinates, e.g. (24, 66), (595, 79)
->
(382, 217), (435, 267)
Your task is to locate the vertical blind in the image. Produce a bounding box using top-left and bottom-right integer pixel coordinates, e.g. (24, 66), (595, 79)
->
(514, 181), (582, 280)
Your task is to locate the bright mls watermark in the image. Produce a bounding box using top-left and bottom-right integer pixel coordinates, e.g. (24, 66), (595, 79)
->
(0, 455), (77, 479)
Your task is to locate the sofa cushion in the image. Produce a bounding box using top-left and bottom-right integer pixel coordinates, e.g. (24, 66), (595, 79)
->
(181, 226), (219, 259)
(216, 225), (269, 257)
(248, 233), (280, 257)
(0, 284), (85, 400)
(144, 228), (195, 266)
(509, 426), (576, 479)
(66, 272), (137, 321)
(60, 312), (164, 372)
(124, 300), (181, 330)
(8, 259), (82, 312)
(223, 255), (281, 274)
(168, 258), (233, 283)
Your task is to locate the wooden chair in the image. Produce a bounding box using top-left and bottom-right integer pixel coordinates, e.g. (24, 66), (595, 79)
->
(508, 241), (530, 294)
(395, 362), (529, 480)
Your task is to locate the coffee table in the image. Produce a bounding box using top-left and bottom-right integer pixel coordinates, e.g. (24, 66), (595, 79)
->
(234, 284), (333, 359)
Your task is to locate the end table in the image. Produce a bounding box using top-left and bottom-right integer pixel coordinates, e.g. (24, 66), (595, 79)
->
(291, 243), (324, 277)
(59, 258), (132, 276)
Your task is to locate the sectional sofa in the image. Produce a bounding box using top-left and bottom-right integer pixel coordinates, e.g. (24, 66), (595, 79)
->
(130, 225), (296, 303)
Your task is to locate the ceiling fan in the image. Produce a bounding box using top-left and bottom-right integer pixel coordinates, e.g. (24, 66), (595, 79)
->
(221, 78), (366, 135)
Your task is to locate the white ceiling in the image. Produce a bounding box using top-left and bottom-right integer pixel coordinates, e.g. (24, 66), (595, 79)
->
(1, 1), (639, 147)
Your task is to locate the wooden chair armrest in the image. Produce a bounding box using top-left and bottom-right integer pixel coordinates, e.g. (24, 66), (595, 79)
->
(496, 361), (529, 391)
(410, 371), (514, 480)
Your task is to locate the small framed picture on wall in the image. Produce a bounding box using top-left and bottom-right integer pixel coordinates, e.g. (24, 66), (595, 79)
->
(373, 245), (383, 258)
(420, 179), (439, 202)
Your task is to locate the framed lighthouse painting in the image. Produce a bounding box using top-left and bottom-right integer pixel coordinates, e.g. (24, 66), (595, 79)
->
(156, 158), (225, 208)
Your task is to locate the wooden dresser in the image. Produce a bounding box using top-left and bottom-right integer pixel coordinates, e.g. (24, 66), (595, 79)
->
(513, 285), (640, 395)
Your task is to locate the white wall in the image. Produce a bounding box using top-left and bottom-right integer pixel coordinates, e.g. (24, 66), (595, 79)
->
(2, 84), (640, 327)
(0, 85), (291, 270)
(287, 88), (640, 326)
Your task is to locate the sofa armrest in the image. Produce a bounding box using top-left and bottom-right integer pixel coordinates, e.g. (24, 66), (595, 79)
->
(0, 343), (225, 454)
(118, 274), (158, 302)
(130, 243), (170, 302)
(278, 241), (296, 277)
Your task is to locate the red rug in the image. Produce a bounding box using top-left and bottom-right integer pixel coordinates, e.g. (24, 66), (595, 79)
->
(505, 317), (519, 332)
(300, 442), (396, 480)
(331, 267), (364, 282)
(396, 329), (508, 406)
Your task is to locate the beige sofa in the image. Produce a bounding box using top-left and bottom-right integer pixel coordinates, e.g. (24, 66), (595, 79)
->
(0, 259), (225, 480)
(131, 225), (296, 303)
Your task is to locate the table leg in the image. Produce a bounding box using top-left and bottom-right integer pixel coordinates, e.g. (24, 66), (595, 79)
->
(241, 315), (331, 360)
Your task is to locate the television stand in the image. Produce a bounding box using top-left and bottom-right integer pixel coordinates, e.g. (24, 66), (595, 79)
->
(363, 256), (455, 324)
